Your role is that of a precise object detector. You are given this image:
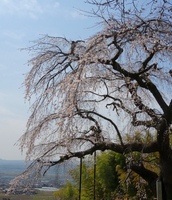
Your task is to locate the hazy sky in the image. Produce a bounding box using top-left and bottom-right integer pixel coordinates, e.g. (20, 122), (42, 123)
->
(0, 0), (97, 160)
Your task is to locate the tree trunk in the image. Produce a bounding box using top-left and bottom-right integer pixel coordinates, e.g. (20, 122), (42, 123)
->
(157, 107), (172, 199)
(160, 158), (172, 200)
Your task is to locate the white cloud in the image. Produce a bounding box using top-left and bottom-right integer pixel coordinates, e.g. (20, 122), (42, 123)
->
(0, 0), (40, 18)
(0, 0), (60, 19)
(67, 10), (86, 19)
(0, 0), (88, 22)
(2, 30), (25, 41)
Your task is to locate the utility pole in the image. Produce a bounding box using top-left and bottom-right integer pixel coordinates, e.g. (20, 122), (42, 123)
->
(94, 151), (96, 200)
(79, 157), (83, 200)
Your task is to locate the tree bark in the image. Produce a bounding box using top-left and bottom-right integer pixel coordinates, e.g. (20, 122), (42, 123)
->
(160, 157), (172, 200)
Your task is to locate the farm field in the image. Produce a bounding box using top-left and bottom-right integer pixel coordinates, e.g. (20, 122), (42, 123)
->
(0, 191), (56, 200)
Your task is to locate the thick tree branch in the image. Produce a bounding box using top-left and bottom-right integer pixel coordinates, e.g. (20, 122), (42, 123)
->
(130, 162), (158, 196)
(100, 57), (168, 114)
(38, 140), (158, 167)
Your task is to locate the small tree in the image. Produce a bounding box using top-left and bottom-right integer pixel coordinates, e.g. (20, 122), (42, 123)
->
(54, 180), (78, 200)
(11, 0), (172, 199)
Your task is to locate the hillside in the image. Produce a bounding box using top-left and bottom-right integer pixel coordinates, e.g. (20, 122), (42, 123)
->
(0, 159), (75, 191)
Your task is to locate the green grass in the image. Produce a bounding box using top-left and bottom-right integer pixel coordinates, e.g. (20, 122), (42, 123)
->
(0, 191), (56, 200)
(32, 191), (56, 200)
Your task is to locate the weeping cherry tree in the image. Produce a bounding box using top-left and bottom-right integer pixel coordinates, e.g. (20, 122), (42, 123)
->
(10, 0), (172, 199)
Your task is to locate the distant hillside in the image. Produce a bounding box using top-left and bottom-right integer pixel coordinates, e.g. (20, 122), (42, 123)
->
(0, 159), (77, 188)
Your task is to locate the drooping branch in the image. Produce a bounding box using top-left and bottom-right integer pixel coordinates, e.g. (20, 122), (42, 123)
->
(125, 78), (158, 119)
(105, 97), (157, 128)
(77, 109), (124, 146)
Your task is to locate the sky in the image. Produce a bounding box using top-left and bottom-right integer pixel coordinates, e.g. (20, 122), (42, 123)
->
(0, 0), (97, 160)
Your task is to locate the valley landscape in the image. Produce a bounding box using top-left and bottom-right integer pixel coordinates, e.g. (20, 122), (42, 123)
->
(0, 159), (73, 200)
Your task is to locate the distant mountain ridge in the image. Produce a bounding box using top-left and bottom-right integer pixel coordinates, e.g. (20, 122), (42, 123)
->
(0, 160), (28, 175)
